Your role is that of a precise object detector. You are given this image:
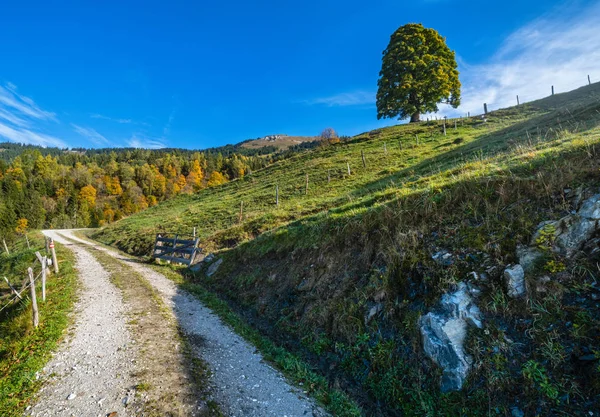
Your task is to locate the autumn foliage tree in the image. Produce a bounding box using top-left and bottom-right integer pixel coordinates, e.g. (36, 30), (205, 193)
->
(376, 23), (461, 123)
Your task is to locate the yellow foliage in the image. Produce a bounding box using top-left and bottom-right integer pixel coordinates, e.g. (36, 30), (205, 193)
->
(79, 184), (97, 207)
(15, 218), (28, 234)
(207, 171), (228, 187)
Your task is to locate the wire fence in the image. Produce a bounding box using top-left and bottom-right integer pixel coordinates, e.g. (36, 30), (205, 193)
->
(0, 236), (60, 328)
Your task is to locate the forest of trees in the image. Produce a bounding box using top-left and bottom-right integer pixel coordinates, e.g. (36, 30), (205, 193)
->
(0, 142), (301, 241)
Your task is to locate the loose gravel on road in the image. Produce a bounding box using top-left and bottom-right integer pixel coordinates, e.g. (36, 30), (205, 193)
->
(29, 230), (138, 417)
(34, 230), (327, 417)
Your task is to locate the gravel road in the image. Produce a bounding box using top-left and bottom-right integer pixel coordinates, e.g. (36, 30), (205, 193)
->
(30, 230), (138, 417)
(35, 230), (327, 417)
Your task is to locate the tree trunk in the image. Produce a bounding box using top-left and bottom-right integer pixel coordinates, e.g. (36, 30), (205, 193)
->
(410, 112), (420, 123)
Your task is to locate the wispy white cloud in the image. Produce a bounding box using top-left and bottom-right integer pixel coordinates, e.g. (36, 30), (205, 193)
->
(305, 91), (375, 107)
(127, 134), (166, 149)
(447, 0), (600, 117)
(0, 121), (67, 147)
(71, 124), (111, 146)
(0, 82), (66, 147)
(90, 113), (133, 124)
(0, 84), (56, 121)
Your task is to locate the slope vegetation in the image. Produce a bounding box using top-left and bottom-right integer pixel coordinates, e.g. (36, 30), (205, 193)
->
(94, 83), (600, 415)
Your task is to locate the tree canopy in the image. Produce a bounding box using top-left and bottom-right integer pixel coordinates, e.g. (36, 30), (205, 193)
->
(376, 23), (461, 123)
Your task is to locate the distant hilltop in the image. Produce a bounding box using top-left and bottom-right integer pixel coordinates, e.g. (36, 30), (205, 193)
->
(240, 134), (318, 150)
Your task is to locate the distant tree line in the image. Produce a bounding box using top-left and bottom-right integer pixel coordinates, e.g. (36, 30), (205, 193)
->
(0, 142), (293, 240)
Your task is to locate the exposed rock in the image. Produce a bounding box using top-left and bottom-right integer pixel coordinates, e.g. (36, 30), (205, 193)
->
(206, 258), (223, 277)
(419, 282), (483, 392)
(504, 264), (526, 298)
(528, 194), (600, 259)
(432, 250), (453, 266)
(67, 393), (76, 400)
(516, 244), (543, 273)
(578, 194), (600, 219)
(553, 215), (596, 258)
(365, 303), (383, 324)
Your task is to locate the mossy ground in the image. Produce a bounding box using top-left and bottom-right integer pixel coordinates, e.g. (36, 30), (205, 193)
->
(94, 83), (600, 415)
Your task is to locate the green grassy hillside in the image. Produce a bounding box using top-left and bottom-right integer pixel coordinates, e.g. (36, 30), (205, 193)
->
(94, 83), (600, 415)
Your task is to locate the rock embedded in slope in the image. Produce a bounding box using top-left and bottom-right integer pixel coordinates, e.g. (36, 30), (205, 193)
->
(504, 264), (526, 298)
(206, 258), (223, 277)
(419, 282), (483, 392)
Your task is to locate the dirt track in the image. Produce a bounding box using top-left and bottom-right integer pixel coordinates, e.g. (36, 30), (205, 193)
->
(32, 229), (325, 417)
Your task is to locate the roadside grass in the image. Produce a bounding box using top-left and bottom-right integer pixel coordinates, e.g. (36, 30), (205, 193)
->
(92, 83), (600, 415)
(0, 234), (78, 417)
(94, 83), (600, 258)
(152, 263), (362, 417)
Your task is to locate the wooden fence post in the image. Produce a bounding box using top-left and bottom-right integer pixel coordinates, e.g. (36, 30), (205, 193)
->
(347, 162), (351, 176)
(2, 239), (9, 255)
(383, 142), (387, 155)
(41, 256), (47, 302)
(25, 234), (30, 249)
(239, 201), (244, 222)
(305, 173), (309, 195)
(516, 95), (520, 105)
(28, 267), (39, 328)
(443, 118), (447, 136)
(361, 150), (366, 168)
(551, 85), (554, 95)
(193, 227), (196, 238)
(3, 276), (22, 300)
(276, 185), (279, 207)
(50, 239), (58, 274)
(483, 103), (488, 114)
(589, 75), (591, 85)
(327, 170), (331, 183)
(454, 119), (457, 130)
(415, 134), (419, 145)
(399, 139), (403, 150)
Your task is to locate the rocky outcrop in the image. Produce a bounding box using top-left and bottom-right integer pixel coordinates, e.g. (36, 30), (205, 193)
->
(531, 194), (600, 258)
(504, 264), (526, 298)
(419, 282), (483, 392)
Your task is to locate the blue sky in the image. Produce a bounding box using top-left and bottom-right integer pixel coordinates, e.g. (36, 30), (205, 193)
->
(0, 0), (599, 149)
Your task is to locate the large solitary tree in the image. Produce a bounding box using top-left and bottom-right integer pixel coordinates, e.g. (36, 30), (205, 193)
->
(376, 23), (461, 123)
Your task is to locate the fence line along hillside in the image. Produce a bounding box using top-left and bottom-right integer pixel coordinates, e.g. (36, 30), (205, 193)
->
(0, 236), (60, 328)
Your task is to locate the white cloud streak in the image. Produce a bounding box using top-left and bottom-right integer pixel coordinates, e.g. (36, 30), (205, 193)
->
(0, 122), (67, 147)
(449, 0), (600, 117)
(71, 124), (111, 146)
(90, 113), (133, 124)
(306, 91), (375, 107)
(0, 82), (66, 147)
(127, 134), (166, 149)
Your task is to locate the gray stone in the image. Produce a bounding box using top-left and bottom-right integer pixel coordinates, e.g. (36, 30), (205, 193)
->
(432, 250), (453, 266)
(504, 264), (526, 298)
(578, 194), (600, 220)
(419, 283), (483, 392)
(365, 303), (383, 324)
(206, 258), (223, 277)
(516, 244), (543, 273)
(553, 215), (596, 258)
(66, 393), (76, 400)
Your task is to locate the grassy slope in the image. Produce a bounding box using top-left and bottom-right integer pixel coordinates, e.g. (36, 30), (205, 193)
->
(95, 83), (600, 415)
(0, 235), (78, 416)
